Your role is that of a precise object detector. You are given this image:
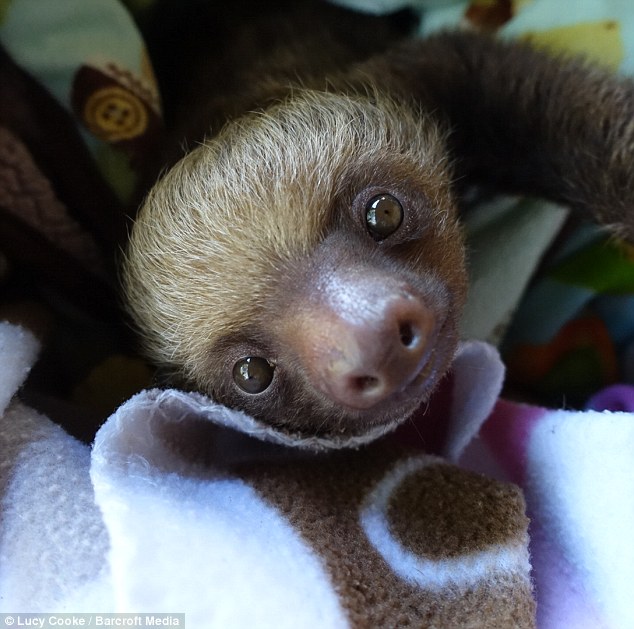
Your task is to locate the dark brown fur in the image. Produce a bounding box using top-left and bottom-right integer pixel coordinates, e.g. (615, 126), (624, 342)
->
(123, 1), (634, 441)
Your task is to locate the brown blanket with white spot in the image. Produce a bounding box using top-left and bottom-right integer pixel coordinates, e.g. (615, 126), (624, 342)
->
(0, 323), (535, 626)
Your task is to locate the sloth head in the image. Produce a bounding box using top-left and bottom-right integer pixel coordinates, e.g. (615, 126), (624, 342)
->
(123, 90), (467, 439)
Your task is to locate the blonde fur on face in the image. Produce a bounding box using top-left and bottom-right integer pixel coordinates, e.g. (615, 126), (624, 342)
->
(122, 89), (456, 389)
(121, 11), (634, 437)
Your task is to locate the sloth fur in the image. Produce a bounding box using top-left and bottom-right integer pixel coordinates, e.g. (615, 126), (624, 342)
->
(123, 1), (634, 439)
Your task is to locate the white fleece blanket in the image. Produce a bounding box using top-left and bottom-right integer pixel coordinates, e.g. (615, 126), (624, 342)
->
(0, 321), (526, 624)
(1, 320), (633, 628)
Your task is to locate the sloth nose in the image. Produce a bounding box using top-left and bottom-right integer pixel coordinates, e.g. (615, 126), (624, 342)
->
(326, 296), (434, 409)
(298, 289), (436, 410)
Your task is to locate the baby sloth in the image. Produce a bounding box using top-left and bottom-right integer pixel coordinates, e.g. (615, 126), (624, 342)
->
(124, 10), (634, 440)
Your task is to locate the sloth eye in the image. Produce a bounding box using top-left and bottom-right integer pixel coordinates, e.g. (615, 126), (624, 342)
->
(233, 356), (275, 394)
(365, 194), (404, 240)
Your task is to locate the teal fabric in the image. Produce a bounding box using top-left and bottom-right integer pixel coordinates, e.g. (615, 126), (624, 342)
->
(0, 0), (161, 202)
(0, 0), (144, 107)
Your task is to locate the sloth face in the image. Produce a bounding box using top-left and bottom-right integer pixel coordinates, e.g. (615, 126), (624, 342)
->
(123, 91), (466, 438)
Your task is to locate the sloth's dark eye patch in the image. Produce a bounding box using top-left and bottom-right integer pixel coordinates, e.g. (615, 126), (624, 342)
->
(233, 356), (275, 393)
(365, 193), (403, 240)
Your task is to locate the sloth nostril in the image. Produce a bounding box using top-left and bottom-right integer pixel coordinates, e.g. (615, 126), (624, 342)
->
(351, 375), (380, 393)
(399, 321), (417, 348)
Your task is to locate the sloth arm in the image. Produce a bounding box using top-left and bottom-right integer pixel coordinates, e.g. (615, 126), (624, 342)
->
(356, 31), (634, 240)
